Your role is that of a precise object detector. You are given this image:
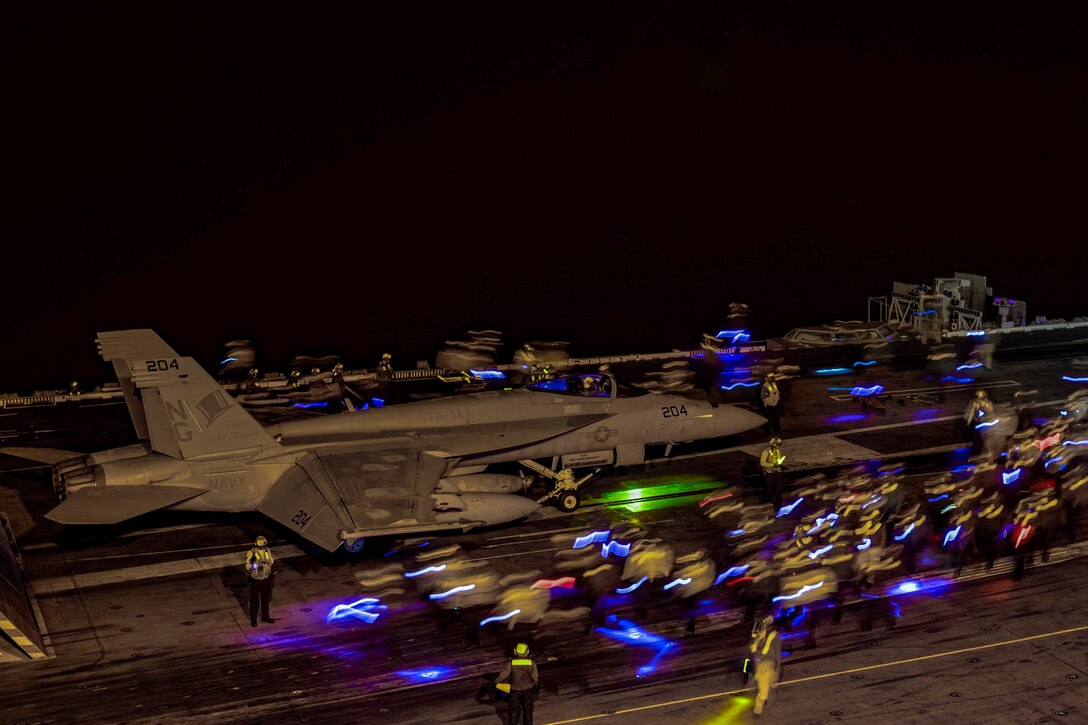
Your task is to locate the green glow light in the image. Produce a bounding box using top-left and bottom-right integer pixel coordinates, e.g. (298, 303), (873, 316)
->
(589, 475), (723, 505)
(612, 493), (709, 513)
(701, 696), (754, 725)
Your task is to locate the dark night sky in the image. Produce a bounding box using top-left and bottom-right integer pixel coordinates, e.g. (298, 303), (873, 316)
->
(4, 4), (1087, 392)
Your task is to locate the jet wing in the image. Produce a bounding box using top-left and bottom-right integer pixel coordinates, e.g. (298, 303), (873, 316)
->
(45, 485), (207, 525)
(257, 445), (454, 552)
(256, 414), (611, 552)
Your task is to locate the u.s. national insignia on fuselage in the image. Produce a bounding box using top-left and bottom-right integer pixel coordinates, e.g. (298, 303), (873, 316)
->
(589, 425), (618, 444)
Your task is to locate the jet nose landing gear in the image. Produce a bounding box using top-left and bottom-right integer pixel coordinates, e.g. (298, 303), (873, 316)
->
(522, 460), (599, 512)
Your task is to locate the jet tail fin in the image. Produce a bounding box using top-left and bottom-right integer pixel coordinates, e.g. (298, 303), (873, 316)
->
(97, 330), (277, 459)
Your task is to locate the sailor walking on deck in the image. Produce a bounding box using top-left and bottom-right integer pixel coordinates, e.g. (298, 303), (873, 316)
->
(760, 373), (783, 435)
(760, 437), (786, 510)
(245, 536), (276, 627)
(964, 390), (994, 454)
(496, 642), (539, 725)
(749, 615), (782, 717)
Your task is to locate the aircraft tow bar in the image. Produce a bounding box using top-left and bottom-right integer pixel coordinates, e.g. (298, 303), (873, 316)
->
(521, 459), (600, 512)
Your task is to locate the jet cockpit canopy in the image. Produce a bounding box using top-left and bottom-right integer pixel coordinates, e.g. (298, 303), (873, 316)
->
(526, 373), (648, 399)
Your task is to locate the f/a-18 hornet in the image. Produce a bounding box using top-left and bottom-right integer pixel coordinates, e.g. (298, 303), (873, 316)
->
(42, 330), (765, 552)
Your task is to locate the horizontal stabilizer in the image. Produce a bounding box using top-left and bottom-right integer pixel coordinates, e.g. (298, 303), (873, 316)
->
(45, 486), (206, 525)
(0, 446), (81, 465)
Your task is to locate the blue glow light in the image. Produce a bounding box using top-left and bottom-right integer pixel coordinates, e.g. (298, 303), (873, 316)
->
(776, 497), (804, 517)
(714, 564), (750, 585)
(857, 537), (872, 551)
(773, 581), (824, 603)
(727, 528), (746, 536)
(1062, 376), (1088, 382)
(943, 526), (962, 547)
(886, 577), (953, 596)
(941, 376), (976, 383)
(893, 523), (916, 541)
(806, 512), (839, 535)
(927, 493), (949, 502)
(967, 330), (985, 336)
(293, 401), (331, 409)
(326, 597), (385, 623)
(396, 666), (456, 684)
(470, 369), (506, 379)
(595, 617), (677, 679)
(914, 310), (937, 315)
(1002, 469), (1022, 485)
(851, 385), (885, 397)
(534, 378), (571, 391)
(956, 363), (984, 371)
(617, 577), (648, 594)
(574, 530), (610, 548)
(480, 609), (521, 626)
(814, 368), (852, 376)
(853, 360), (877, 367)
(807, 545), (833, 560)
(721, 381), (761, 390)
(663, 577), (692, 590)
(429, 584), (476, 600)
(602, 540), (631, 558)
(221, 357), (238, 364)
(405, 564), (447, 578)
(715, 329), (751, 343)
(827, 413), (868, 423)
(371, 397), (385, 407)
(940, 503), (956, 514)
(976, 419), (1000, 429)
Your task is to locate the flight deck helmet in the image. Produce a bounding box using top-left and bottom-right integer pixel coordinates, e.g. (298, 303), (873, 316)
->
(976, 390), (988, 399)
(514, 642), (529, 656)
(255, 536), (268, 547)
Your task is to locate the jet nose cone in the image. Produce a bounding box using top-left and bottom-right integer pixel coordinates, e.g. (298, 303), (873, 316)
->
(461, 492), (541, 526)
(716, 405), (767, 436)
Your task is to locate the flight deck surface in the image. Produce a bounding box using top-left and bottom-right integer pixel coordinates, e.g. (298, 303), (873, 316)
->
(1, 354), (1086, 724)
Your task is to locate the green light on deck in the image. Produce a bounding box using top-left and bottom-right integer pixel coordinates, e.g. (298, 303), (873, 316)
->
(612, 493), (709, 513)
(591, 475), (722, 504)
(702, 696), (753, 724)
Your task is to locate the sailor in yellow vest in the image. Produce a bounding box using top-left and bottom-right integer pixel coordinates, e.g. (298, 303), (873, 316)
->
(760, 373), (783, 435)
(496, 642), (539, 725)
(244, 535), (276, 627)
(760, 437), (786, 510)
(748, 615), (782, 717)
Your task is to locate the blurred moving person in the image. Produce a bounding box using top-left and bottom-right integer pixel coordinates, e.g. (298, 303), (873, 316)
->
(749, 615), (782, 717)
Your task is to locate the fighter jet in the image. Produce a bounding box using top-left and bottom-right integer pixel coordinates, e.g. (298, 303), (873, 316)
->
(39, 330), (765, 553)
